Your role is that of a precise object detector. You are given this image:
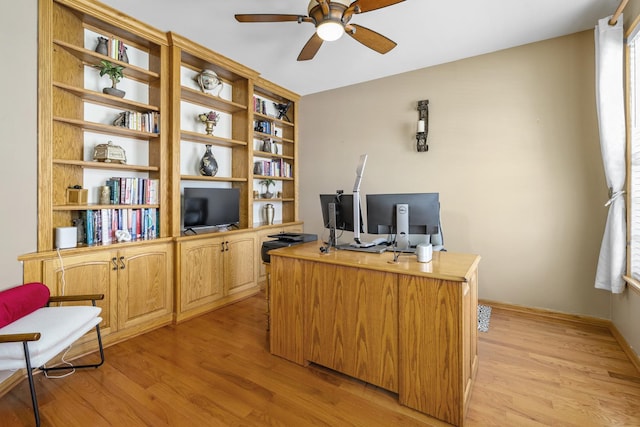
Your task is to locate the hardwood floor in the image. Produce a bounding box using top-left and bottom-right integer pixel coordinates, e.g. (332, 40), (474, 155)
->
(1, 294), (639, 426)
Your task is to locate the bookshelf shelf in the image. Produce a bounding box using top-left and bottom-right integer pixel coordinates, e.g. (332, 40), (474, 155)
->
(253, 111), (294, 128)
(53, 159), (158, 172)
(53, 203), (160, 211)
(179, 130), (246, 147)
(53, 117), (160, 140)
(253, 131), (294, 144)
(253, 150), (294, 161)
(53, 39), (160, 83)
(180, 175), (247, 183)
(180, 86), (247, 114)
(53, 81), (160, 112)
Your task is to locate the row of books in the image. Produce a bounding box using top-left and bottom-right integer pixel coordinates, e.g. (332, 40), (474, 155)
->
(84, 208), (159, 245)
(254, 159), (293, 178)
(254, 120), (273, 135)
(114, 111), (160, 133)
(253, 96), (268, 115)
(105, 178), (159, 205)
(110, 38), (128, 62)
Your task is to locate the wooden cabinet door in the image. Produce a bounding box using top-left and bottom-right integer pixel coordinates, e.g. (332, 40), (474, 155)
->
(179, 237), (225, 312)
(43, 251), (118, 336)
(225, 233), (256, 295)
(117, 242), (173, 330)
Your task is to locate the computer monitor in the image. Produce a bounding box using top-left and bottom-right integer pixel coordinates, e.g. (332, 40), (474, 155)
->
(366, 193), (440, 250)
(319, 193), (364, 233)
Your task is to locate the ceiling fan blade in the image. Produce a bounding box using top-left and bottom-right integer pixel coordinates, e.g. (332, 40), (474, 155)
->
(347, 24), (396, 54)
(235, 14), (306, 23)
(297, 33), (324, 61)
(353, 0), (405, 13)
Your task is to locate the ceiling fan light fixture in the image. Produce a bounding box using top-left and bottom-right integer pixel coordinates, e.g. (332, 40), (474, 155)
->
(317, 20), (344, 41)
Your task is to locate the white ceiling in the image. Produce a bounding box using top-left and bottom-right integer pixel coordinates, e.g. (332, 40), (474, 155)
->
(100, 0), (621, 96)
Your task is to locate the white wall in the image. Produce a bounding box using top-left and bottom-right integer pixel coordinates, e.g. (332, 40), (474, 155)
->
(299, 31), (612, 319)
(0, 0), (38, 289)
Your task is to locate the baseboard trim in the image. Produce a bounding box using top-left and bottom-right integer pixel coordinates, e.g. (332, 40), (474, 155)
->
(479, 299), (640, 374)
(609, 322), (640, 375)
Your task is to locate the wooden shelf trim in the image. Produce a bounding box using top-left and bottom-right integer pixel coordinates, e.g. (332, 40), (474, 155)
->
(54, 116), (160, 140)
(253, 131), (294, 144)
(180, 130), (247, 147)
(253, 111), (294, 128)
(181, 175), (248, 183)
(53, 81), (159, 113)
(53, 39), (160, 83)
(253, 198), (295, 203)
(253, 150), (294, 161)
(253, 175), (294, 181)
(53, 159), (159, 172)
(53, 203), (160, 211)
(180, 86), (247, 114)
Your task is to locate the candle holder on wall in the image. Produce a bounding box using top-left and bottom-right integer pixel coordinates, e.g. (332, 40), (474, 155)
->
(416, 100), (429, 152)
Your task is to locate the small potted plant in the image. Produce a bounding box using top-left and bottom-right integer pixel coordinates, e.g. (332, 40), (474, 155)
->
(98, 60), (125, 98)
(259, 178), (275, 199)
(197, 110), (220, 135)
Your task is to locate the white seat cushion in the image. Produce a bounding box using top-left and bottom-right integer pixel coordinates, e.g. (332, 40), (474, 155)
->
(0, 306), (102, 370)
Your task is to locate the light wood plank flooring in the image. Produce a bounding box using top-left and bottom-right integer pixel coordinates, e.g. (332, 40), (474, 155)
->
(1, 294), (639, 426)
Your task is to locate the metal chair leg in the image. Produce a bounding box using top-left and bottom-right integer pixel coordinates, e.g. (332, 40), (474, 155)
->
(40, 324), (105, 373)
(22, 341), (40, 427)
(23, 324), (104, 426)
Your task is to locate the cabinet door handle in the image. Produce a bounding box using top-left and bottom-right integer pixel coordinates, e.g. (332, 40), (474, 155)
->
(221, 242), (225, 252)
(111, 257), (118, 271)
(225, 241), (229, 252)
(119, 256), (126, 270)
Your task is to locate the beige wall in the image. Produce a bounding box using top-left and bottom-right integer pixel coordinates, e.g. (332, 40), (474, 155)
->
(299, 31), (612, 318)
(0, 0), (37, 289)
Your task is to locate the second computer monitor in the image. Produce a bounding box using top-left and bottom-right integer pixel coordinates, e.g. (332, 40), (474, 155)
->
(366, 193), (440, 236)
(319, 193), (364, 233)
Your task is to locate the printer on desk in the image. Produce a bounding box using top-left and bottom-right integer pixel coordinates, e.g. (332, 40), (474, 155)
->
(261, 232), (318, 263)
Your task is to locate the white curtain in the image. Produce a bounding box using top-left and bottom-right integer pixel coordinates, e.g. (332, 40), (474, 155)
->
(594, 15), (626, 294)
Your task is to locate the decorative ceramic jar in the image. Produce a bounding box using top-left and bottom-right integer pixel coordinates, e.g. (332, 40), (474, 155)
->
(264, 203), (275, 225)
(199, 144), (218, 176)
(99, 186), (111, 205)
(95, 37), (109, 56)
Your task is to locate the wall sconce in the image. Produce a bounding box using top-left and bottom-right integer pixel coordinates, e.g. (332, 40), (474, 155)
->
(416, 100), (429, 152)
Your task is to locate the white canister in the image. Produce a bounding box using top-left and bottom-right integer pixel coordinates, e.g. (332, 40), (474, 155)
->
(416, 243), (433, 263)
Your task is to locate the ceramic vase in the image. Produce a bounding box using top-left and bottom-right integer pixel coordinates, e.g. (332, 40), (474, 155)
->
(199, 144), (218, 176)
(95, 37), (108, 56)
(264, 203), (274, 225)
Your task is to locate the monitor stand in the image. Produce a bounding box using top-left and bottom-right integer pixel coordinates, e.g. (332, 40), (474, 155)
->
(350, 240), (375, 248)
(395, 203), (411, 251)
(327, 202), (337, 248)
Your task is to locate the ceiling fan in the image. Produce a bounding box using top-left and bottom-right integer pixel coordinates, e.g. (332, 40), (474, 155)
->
(235, 0), (405, 61)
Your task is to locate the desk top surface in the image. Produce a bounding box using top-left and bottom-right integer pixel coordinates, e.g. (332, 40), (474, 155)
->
(269, 242), (480, 282)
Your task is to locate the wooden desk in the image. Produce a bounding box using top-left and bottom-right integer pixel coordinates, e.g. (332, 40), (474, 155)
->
(269, 243), (480, 426)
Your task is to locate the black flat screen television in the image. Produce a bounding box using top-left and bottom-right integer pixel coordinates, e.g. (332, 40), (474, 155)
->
(366, 193), (440, 235)
(319, 193), (364, 233)
(183, 187), (240, 231)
